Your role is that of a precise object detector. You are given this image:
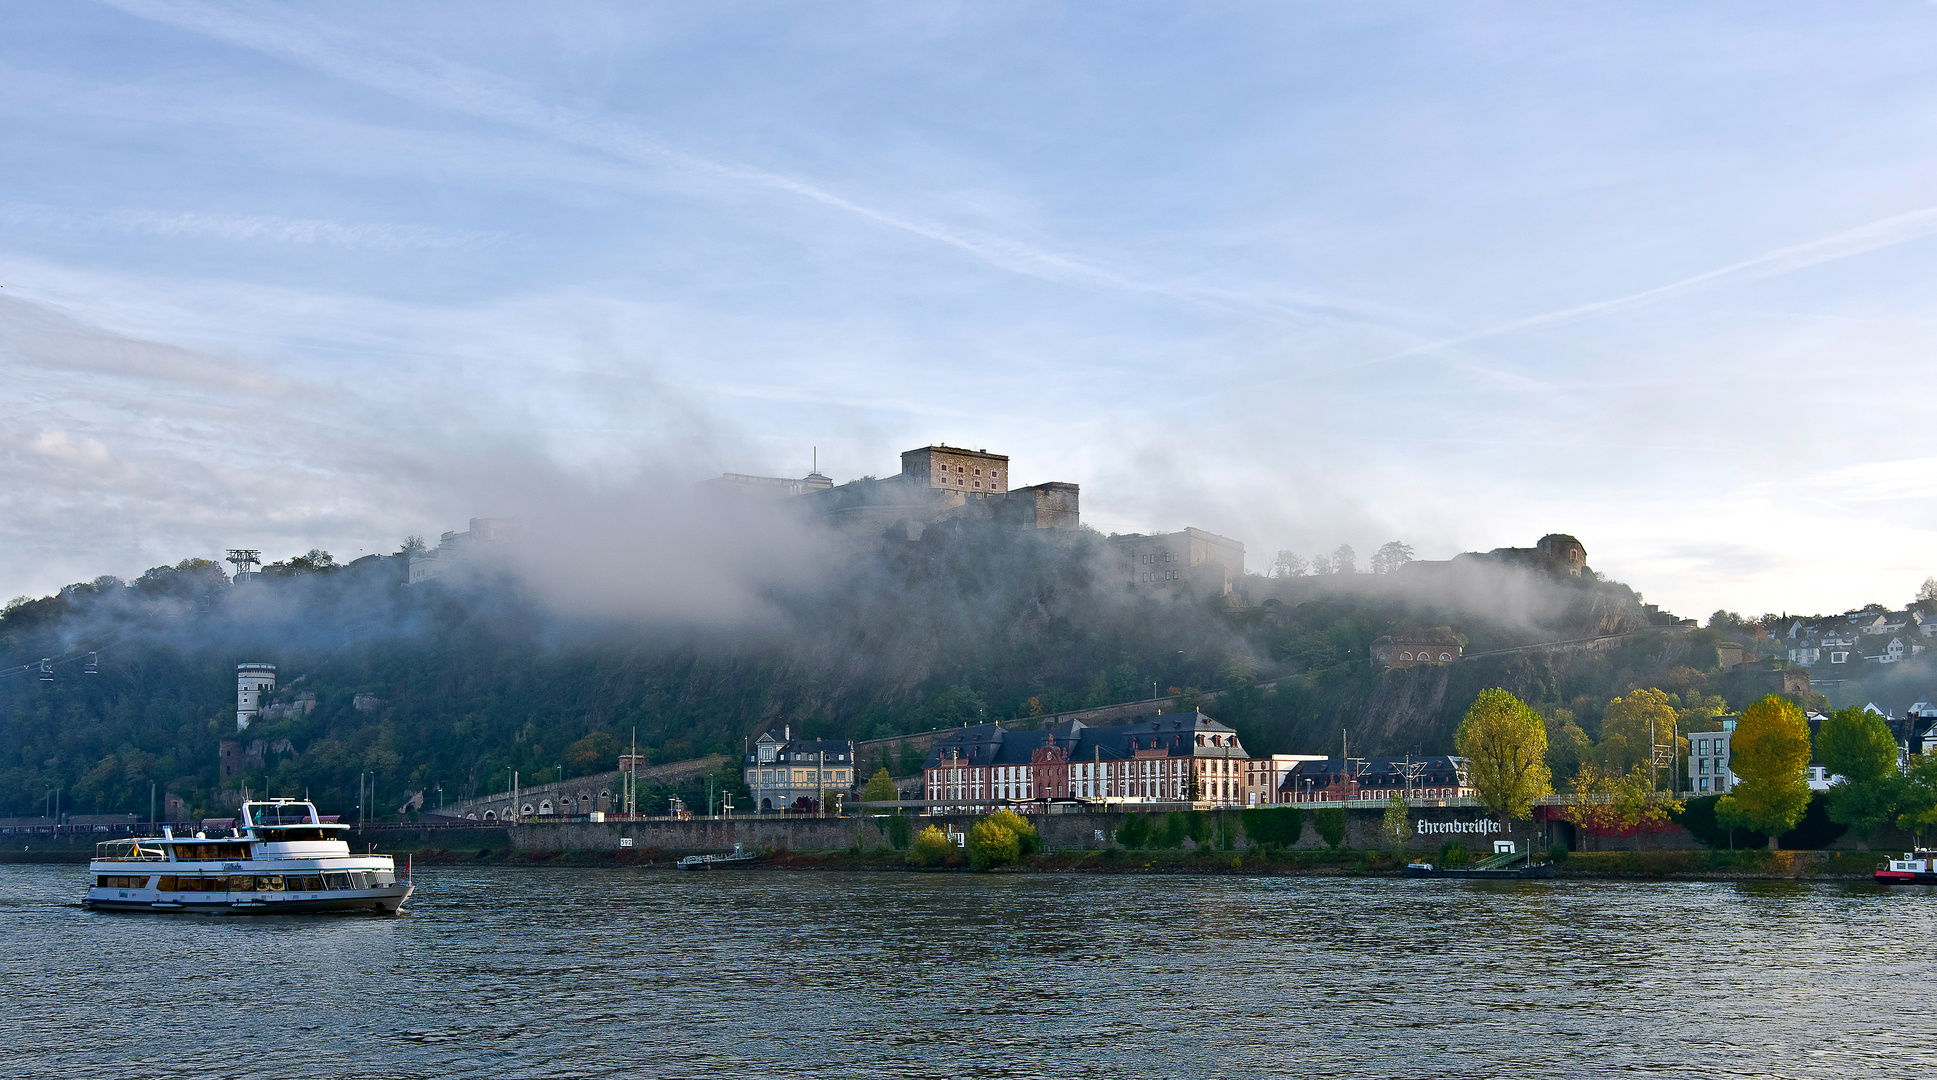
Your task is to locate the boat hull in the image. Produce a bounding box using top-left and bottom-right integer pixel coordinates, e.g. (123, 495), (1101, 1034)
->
(1403, 864), (1555, 879)
(84, 884), (412, 914)
(1874, 870), (1937, 885)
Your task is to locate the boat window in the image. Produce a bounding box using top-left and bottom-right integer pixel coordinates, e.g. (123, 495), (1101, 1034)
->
(228, 875), (257, 892)
(257, 875), (286, 891)
(96, 875), (149, 888)
(325, 873), (352, 890)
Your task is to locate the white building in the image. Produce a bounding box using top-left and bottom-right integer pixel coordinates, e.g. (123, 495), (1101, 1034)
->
(407, 517), (520, 584)
(235, 663), (275, 732)
(1687, 719), (1737, 795)
(1244, 754), (1328, 806)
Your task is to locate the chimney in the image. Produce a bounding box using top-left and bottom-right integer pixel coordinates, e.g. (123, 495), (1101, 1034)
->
(784, 725), (791, 741)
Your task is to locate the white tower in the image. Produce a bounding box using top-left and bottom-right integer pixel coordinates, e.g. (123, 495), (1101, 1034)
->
(236, 663), (276, 731)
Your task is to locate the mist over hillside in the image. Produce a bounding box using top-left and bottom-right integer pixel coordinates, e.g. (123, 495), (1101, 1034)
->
(0, 507), (1839, 820)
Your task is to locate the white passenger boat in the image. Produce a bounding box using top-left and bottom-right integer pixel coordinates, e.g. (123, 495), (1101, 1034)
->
(85, 798), (412, 914)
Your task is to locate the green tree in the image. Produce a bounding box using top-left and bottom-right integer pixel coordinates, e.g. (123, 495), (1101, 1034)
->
(861, 768), (897, 803)
(1895, 756), (1937, 846)
(986, 808), (1040, 856)
(1162, 811), (1189, 849)
(1542, 708), (1593, 780)
(1314, 806), (1347, 850)
(1116, 812), (1152, 849)
(885, 813), (912, 850)
(908, 825), (954, 867)
(1240, 807), (1304, 851)
(1730, 695), (1814, 849)
(1455, 689), (1552, 824)
(968, 816), (1021, 870)
(897, 742), (924, 776)
(1381, 793), (1413, 847)
(1714, 794), (1752, 850)
(1816, 706), (1902, 848)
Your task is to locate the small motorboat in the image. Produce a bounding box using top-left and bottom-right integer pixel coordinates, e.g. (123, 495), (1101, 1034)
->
(676, 844), (758, 870)
(1404, 843), (1554, 879)
(1875, 851), (1937, 884)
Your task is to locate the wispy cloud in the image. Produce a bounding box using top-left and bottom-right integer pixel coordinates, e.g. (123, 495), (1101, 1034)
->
(96, 0), (1409, 332)
(2, 202), (490, 251)
(1376, 204), (1937, 365)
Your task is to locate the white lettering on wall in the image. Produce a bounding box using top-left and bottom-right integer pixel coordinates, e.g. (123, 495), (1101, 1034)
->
(1415, 819), (1503, 835)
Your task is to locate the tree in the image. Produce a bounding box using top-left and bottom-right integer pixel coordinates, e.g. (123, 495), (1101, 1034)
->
(1117, 812), (1152, 849)
(1454, 689), (1552, 825)
(1895, 756), (1937, 846)
(885, 812), (912, 850)
(1314, 806), (1348, 849)
(1370, 541), (1415, 575)
(1599, 688), (1679, 780)
(1542, 709), (1593, 780)
(1331, 544), (1358, 575)
(1310, 553), (1334, 576)
(968, 816), (1021, 870)
(1730, 694), (1814, 849)
(1714, 794), (1752, 851)
(1239, 807), (1303, 851)
(908, 825), (954, 867)
(1918, 576), (1937, 604)
(1272, 550), (1309, 578)
(1381, 793), (1413, 846)
(1816, 707), (1902, 848)
(861, 768), (897, 803)
(397, 535), (428, 560)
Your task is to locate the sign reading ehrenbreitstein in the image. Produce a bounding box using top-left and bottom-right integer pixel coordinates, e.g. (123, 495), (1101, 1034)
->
(1416, 819), (1502, 835)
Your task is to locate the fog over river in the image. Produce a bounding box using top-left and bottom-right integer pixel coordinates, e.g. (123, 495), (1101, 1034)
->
(5, 865), (1934, 1078)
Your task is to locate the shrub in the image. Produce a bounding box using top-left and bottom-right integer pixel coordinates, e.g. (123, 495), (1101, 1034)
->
(1241, 807), (1305, 851)
(908, 825), (954, 867)
(1117, 813), (1153, 849)
(1314, 807), (1348, 850)
(1439, 842), (1470, 867)
(1548, 842), (1569, 864)
(985, 809), (1040, 856)
(886, 813), (912, 850)
(1162, 811), (1189, 849)
(968, 818), (1021, 871)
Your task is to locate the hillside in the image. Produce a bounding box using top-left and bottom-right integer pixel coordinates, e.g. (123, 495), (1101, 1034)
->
(0, 520), (1797, 821)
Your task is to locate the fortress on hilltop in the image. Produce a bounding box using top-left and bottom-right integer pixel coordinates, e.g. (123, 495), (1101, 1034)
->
(1398, 533), (1590, 580)
(699, 443), (1080, 541)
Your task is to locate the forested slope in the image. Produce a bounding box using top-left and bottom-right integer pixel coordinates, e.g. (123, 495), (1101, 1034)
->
(1, 519), (1775, 820)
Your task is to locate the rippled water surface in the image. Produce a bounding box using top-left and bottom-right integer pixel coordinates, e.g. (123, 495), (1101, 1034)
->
(4, 864), (1935, 1078)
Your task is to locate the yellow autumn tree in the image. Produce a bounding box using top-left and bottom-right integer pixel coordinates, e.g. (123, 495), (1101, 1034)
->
(1730, 694), (1813, 849)
(1454, 689), (1553, 822)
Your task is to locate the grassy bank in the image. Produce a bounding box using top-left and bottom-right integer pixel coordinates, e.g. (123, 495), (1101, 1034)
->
(5, 842), (1890, 880)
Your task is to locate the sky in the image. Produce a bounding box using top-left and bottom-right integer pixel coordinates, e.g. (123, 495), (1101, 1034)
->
(4, 1), (1937, 619)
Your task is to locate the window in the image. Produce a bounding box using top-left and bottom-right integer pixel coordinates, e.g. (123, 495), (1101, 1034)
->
(1697, 739), (1708, 755)
(1440, 652), (1453, 661)
(1699, 778), (1709, 791)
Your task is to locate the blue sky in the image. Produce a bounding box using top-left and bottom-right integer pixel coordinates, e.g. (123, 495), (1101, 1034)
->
(5, 1), (1937, 617)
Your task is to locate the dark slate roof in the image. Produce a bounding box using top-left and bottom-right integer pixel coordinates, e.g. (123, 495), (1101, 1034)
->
(746, 732), (855, 766)
(921, 712), (1245, 770)
(1278, 755), (1467, 792)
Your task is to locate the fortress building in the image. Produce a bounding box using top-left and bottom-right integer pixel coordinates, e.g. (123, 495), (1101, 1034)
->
(700, 443), (1079, 540)
(1107, 527), (1245, 597)
(1398, 533), (1590, 580)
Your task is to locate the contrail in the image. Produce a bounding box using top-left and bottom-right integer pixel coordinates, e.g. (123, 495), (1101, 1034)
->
(99, 0), (1413, 333)
(1371, 204), (1937, 365)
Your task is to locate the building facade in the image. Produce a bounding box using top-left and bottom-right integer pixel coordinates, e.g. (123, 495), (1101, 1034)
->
(1279, 756), (1472, 804)
(1109, 527), (1246, 597)
(408, 517), (521, 584)
(1686, 719), (1737, 795)
(745, 729), (856, 813)
(922, 713), (1253, 813)
(235, 662), (275, 731)
(1243, 754), (1327, 807)
(1370, 635), (1463, 668)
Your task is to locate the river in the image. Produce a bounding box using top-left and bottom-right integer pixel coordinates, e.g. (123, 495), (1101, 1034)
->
(3, 864), (1932, 1078)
